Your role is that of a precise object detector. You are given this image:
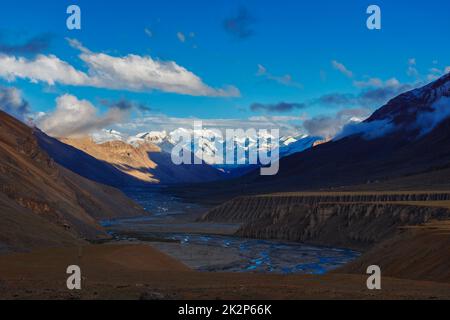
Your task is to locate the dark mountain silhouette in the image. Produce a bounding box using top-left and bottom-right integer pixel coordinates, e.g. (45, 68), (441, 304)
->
(244, 73), (450, 192)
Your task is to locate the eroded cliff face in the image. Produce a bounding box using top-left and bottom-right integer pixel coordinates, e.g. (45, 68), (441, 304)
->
(200, 194), (450, 250)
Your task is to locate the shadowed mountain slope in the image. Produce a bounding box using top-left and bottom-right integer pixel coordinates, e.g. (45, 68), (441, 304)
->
(0, 110), (145, 252)
(35, 132), (147, 188)
(55, 137), (225, 186)
(180, 73), (450, 200)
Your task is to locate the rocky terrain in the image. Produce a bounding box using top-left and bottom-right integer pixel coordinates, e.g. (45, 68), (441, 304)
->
(200, 192), (450, 282)
(200, 193), (450, 249)
(0, 111), (145, 252)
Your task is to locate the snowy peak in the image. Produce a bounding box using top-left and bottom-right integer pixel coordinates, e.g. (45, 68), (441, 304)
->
(279, 136), (323, 158)
(92, 129), (126, 144)
(368, 72), (450, 127)
(136, 131), (168, 144)
(88, 129), (321, 168)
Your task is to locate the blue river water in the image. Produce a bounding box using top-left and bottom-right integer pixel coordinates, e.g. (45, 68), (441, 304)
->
(104, 187), (360, 275)
(160, 233), (360, 274)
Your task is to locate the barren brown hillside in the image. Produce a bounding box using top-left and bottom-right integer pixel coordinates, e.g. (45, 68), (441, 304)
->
(61, 137), (160, 183)
(38, 134), (224, 186)
(0, 110), (145, 252)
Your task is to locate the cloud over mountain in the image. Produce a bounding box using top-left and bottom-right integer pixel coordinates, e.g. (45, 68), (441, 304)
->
(36, 94), (130, 138)
(0, 86), (30, 120)
(303, 108), (370, 139)
(415, 96), (450, 135)
(313, 78), (414, 109)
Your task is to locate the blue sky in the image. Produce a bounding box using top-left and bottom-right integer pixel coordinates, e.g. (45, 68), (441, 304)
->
(0, 0), (449, 137)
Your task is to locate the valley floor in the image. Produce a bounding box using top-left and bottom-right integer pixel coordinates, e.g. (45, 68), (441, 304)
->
(1, 244), (450, 300)
(2, 188), (450, 300)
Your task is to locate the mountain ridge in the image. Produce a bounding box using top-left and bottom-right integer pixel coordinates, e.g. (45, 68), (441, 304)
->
(172, 73), (450, 199)
(56, 136), (225, 185)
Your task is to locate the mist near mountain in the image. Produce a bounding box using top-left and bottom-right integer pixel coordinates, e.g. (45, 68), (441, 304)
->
(334, 73), (450, 141)
(416, 96), (450, 135)
(95, 128), (321, 169)
(190, 73), (450, 196)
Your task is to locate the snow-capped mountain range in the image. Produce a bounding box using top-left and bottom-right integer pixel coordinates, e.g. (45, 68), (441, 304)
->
(92, 128), (322, 168)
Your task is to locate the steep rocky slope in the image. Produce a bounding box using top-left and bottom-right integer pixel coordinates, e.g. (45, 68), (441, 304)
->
(200, 193), (450, 250)
(339, 219), (450, 282)
(200, 192), (450, 281)
(0, 110), (145, 252)
(0, 193), (83, 253)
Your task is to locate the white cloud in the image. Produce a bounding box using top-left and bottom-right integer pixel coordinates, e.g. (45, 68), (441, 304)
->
(446, 66), (450, 74)
(332, 60), (353, 78)
(0, 54), (89, 85)
(407, 58), (419, 77)
(76, 48), (239, 96)
(353, 77), (400, 89)
(416, 96), (450, 135)
(256, 64), (303, 88)
(303, 108), (370, 139)
(426, 67), (444, 81)
(407, 67), (419, 77)
(30, 93), (306, 139)
(114, 113), (305, 137)
(177, 32), (186, 43)
(36, 94), (130, 138)
(429, 67), (442, 74)
(144, 28), (153, 38)
(0, 86), (30, 120)
(337, 119), (396, 141)
(0, 40), (240, 97)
